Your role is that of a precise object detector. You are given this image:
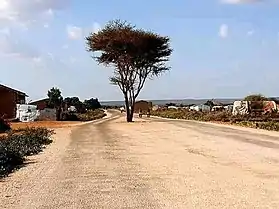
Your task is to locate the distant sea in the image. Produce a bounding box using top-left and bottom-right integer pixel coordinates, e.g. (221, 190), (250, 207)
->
(100, 98), (239, 107)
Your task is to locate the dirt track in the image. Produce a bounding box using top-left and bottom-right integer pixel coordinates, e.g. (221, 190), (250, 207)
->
(2, 112), (279, 208)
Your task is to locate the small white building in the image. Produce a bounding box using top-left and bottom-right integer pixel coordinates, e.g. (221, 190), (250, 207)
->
(68, 106), (77, 112)
(190, 104), (211, 112)
(232, 101), (249, 115)
(168, 106), (178, 110)
(16, 104), (40, 122)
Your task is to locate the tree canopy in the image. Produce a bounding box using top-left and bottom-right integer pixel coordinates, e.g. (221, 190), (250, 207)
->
(84, 98), (101, 110)
(64, 97), (86, 113)
(47, 87), (63, 108)
(47, 87), (63, 120)
(244, 94), (267, 101)
(86, 20), (172, 122)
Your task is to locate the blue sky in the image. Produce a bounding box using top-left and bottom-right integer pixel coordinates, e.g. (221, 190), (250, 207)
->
(0, 0), (279, 102)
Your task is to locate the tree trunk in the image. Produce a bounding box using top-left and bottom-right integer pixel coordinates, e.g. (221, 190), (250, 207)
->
(56, 106), (62, 121)
(128, 102), (135, 122)
(124, 93), (132, 122)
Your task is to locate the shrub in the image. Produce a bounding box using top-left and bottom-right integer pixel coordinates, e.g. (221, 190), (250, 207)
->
(0, 127), (54, 178)
(61, 112), (79, 121)
(151, 109), (279, 131)
(77, 109), (106, 121)
(257, 121), (279, 131)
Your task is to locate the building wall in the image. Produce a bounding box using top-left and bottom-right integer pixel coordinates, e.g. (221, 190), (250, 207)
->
(16, 94), (26, 104)
(30, 99), (49, 110)
(0, 91), (17, 119)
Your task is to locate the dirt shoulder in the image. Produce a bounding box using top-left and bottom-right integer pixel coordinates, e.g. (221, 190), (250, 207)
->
(0, 127), (73, 207)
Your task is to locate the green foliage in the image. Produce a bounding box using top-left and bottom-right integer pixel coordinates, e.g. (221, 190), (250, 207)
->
(47, 87), (63, 107)
(64, 97), (86, 113)
(257, 121), (279, 131)
(84, 98), (101, 110)
(0, 127), (54, 178)
(244, 94), (267, 101)
(47, 87), (63, 121)
(61, 112), (79, 121)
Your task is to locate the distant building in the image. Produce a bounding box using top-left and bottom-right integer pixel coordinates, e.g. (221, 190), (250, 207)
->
(0, 84), (28, 119)
(232, 101), (249, 115)
(134, 100), (152, 113)
(190, 104), (211, 112)
(152, 105), (160, 111)
(168, 106), (178, 110)
(29, 98), (49, 110)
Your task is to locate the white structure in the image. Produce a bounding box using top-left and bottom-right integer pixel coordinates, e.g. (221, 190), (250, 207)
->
(168, 106), (178, 110)
(190, 104), (211, 112)
(152, 105), (159, 111)
(224, 105), (233, 112)
(16, 104), (40, 122)
(68, 106), (77, 112)
(232, 101), (249, 115)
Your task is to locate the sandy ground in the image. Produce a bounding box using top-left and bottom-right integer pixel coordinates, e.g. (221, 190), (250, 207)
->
(1, 112), (279, 208)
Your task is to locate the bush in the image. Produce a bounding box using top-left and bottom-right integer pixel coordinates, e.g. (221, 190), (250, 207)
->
(0, 127), (54, 178)
(257, 121), (279, 131)
(61, 112), (79, 121)
(61, 109), (106, 122)
(151, 109), (232, 122)
(151, 109), (279, 131)
(77, 109), (106, 121)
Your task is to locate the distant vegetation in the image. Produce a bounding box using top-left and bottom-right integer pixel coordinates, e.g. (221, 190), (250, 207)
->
(244, 94), (268, 102)
(151, 94), (279, 131)
(46, 87), (105, 122)
(151, 109), (279, 131)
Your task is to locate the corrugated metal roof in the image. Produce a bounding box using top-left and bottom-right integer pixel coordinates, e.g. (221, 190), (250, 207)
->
(0, 84), (28, 97)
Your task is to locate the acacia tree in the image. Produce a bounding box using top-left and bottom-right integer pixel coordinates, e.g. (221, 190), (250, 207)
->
(86, 20), (172, 122)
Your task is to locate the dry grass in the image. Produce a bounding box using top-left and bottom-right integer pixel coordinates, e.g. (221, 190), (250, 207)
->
(10, 121), (82, 130)
(0, 121), (82, 138)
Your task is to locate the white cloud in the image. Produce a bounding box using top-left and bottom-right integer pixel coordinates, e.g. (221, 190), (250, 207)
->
(247, 30), (255, 36)
(32, 57), (42, 63)
(67, 25), (83, 40)
(0, 32), (40, 60)
(47, 52), (54, 60)
(219, 24), (228, 38)
(261, 39), (267, 46)
(70, 56), (76, 63)
(0, 0), (68, 27)
(62, 44), (69, 49)
(93, 22), (101, 33)
(221, 0), (262, 4)
(0, 27), (10, 35)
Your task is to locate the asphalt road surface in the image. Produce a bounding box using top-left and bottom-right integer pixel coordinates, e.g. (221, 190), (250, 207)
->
(2, 111), (279, 208)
